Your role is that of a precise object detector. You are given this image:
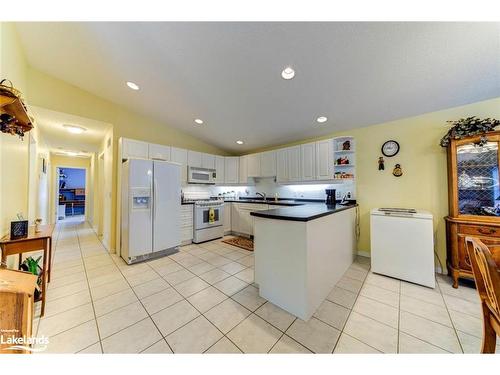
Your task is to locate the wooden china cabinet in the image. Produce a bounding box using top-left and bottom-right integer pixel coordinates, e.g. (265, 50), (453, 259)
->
(445, 131), (500, 288)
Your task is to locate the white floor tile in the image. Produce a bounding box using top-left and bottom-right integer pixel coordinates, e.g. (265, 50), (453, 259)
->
(227, 314), (282, 353)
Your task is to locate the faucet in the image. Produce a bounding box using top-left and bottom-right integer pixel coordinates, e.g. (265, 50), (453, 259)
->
(256, 192), (267, 201)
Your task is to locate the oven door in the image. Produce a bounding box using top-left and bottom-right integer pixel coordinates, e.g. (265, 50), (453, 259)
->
(195, 206), (223, 229)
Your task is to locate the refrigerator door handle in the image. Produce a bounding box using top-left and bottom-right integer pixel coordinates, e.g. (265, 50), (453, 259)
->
(154, 177), (158, 221)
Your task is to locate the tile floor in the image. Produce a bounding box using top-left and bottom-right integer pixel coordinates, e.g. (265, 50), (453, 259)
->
(32, 217), (500, 354)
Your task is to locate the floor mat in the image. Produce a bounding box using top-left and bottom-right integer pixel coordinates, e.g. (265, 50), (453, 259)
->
(222, 236), (254, 251)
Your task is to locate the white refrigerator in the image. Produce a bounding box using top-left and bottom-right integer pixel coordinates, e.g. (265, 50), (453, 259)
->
(121, 159), (181, 264)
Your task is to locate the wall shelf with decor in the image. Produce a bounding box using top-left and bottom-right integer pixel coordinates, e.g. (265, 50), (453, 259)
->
(333, 136), (356, 182)
(0, 80), (33, 139)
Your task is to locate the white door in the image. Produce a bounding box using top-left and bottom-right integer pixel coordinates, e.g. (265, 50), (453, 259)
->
(316, 139), (333, 180)
(153, 161), (181, 252)
(288, 146), (301, 182)
(188, 151), (202, 168)
(276, 148), (288, 183)
(247, 154), (261, 177)
(122, 138), (149, 159)
(127, 159), (153, 257)
(301, 142), (316, 181)
(149, 143), (171, 161)
(224, 157), (239, 183)
(260, 151), (276, 177)
(202, 153), (216, 169)
(215, 156), (225, 184)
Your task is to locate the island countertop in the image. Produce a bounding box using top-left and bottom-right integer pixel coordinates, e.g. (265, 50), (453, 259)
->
(249, 202), (357, 222)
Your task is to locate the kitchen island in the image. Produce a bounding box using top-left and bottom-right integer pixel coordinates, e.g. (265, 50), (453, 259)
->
(251, 203), (357, 320)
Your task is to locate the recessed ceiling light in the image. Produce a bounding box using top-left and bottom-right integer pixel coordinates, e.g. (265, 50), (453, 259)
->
(194, 119), (204, 125)
(126, 81), (140, 90)
(63, 124), (86, 134)
(236, 140), (244, 145)
(281, 66), (295, 80)
(65, 151), (79, 157)
(316, 116), (328, 124)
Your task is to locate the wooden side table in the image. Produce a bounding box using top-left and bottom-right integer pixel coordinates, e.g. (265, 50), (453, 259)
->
(0, 268), (38, 354)
(0, 224), (55, 317)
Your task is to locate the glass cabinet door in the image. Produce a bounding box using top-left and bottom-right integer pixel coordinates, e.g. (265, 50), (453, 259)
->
(456, 141), (500, 216)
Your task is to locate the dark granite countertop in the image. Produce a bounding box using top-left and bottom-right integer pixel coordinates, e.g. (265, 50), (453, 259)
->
(249, 202), (357, 222)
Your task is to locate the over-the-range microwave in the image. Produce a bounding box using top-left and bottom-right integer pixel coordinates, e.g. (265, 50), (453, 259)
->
(188, 166), (216, 184)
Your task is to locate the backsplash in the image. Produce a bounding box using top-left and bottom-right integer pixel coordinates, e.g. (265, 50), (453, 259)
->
(183, 177), (356, 201)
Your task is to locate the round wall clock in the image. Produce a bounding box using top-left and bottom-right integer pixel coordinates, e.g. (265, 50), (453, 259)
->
(381, 140), (400, 157)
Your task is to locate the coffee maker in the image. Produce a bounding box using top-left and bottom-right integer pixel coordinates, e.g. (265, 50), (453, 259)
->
(325, 189), (336, 207)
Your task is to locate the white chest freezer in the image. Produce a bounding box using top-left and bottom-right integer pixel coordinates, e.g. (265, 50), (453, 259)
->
(370, 208), (435, 288)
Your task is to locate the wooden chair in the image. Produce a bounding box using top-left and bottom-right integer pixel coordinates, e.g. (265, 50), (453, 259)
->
(465, 237), (500, 353)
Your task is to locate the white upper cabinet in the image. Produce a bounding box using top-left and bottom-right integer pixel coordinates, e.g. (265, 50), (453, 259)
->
(148, 143), (171, 161)
(188, 151), (202, 168)
(171, 147), (188, 183)
(224, 157), (239, 184)
(276, 148), (288, 183)
(301, 142), (316, 181)
(202, 153), (216, 169)
(239, 155), (248, 184)
(215, 156), (225, 184)
(288, 146), (301, 182)
(260, 150), (277, 177)
(122, 138), (149, 160)
(247, 153), (261, 177)
(315, 139), (334, 180)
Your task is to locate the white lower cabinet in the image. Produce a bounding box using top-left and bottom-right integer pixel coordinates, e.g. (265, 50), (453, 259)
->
(180, 204), (194, 244)
(231, 203), (268, 236)
(223, 203), (231, 234)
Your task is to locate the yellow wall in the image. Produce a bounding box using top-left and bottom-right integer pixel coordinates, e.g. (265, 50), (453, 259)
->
(250, 97), (500, 266)
(0, 23), (29, 236)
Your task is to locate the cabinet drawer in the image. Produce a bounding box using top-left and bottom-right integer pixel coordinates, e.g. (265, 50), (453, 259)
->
(458, 224), (500, 238)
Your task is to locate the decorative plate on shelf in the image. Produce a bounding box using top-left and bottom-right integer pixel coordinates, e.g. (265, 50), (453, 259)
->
(381, 140), (400, 157)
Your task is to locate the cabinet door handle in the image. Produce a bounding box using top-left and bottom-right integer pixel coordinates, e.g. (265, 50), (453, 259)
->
(478, 227), (496, 235)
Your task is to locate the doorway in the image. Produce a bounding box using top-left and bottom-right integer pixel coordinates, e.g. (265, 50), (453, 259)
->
(57, 167), (86, 222)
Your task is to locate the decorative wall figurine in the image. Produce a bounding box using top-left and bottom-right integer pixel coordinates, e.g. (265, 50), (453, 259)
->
(378, 157), (385, 170)
(393, 164), (403, 177)
(336, 156), (350, 165)
(342, 140), (351, 150)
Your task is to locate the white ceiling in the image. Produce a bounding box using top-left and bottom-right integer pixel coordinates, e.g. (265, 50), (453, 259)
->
(16, 22), (500, 153)
(31, 106), (112, 154)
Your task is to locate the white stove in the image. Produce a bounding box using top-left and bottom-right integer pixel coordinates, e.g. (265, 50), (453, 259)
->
(193, 199), (225, 243)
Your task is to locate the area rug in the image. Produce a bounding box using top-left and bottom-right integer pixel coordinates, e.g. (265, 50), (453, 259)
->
(222, 236), (254, 252)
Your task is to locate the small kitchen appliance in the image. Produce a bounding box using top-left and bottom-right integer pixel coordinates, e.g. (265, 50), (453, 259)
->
(188, 166), (216, 184)
(325, 189), (336, 206)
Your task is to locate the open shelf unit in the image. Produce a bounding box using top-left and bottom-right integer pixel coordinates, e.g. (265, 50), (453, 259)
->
(332, 136), (356, 181)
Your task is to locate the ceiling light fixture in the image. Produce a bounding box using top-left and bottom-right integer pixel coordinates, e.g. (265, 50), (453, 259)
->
(126, 81), (140, 90)
(65, 151), (79, 157)
(281, 66), (295, 80)
(63, 124), (86, 134)
(236, 140), (244, 145)
(194, 119), (204, 125)
(316, 116), (328, 124)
